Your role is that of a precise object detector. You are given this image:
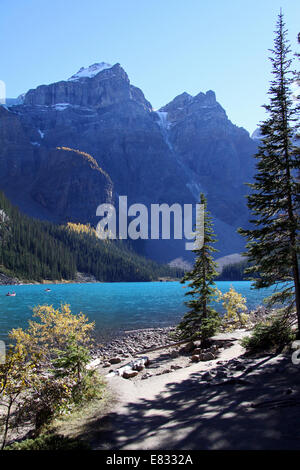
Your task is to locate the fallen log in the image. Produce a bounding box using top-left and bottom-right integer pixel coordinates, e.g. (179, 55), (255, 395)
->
(136, 336), (236, 355)
(135, 338), (200, 355)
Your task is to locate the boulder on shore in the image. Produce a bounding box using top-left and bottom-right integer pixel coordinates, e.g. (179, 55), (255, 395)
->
(199, 352), (215, 361)
(109, 357), (122, 364)
(180, 341), (195, 353)
(106, 356), (150, 379)
(122, 370), (139, 379)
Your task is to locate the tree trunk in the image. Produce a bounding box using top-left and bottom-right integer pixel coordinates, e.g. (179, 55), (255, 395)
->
(280, 78), (299, 336)
(1, 398), (13, 450)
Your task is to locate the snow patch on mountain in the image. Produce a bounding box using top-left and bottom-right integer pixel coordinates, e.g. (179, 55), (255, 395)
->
(156, 111), (171, 130)
(186, 181), (204, 200)
(53, 103), (71, 111)
(156, 111), (173, 150)
(68, 63), (112, 81)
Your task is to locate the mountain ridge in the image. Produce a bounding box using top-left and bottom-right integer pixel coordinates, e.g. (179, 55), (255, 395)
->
(0, 61), (258, 263)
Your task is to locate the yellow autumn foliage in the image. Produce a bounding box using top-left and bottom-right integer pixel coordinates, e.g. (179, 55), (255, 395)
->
(1, 305), (97, 448)
(0, 348), (31, 397)
(217, 286), (248, 331)
(10, 304), (95, 365)
(56, 146), (110, 178)
(66, 222), (96, 236)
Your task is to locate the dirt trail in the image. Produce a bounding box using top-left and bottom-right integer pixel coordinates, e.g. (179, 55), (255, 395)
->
(60, 331), (300, 450)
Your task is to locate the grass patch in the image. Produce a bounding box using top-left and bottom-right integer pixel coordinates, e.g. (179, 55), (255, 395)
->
(48, 384), (113, 444)
(5, 433), (90, 450)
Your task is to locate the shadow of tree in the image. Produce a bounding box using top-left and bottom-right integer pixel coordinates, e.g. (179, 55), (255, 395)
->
(78, 355), (300, 450)
(146, 351), (179, 370)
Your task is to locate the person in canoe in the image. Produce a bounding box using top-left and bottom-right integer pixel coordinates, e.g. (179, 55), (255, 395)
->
(6, 292), (16, 296)
(44, 288), (51, 292)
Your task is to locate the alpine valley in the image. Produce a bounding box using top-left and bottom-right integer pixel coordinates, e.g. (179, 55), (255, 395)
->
(0, 62), (258, 269)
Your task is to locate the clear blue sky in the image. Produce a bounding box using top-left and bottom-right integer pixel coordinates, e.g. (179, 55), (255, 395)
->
(1, 0), (299, 134)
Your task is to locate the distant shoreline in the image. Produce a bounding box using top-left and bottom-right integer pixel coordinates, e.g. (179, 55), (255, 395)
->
(0, 271), (181, 286)
(0, 279), (181, 286)
(0, 278), (249, 287)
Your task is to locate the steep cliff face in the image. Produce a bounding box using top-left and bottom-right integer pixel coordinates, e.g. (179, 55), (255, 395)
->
(31, 147), (113, 223)
(0, 107), (113, 222)
(0, 62), (257, 262)
(159, 90), (257, 226)
(0, 106), (36, 180)
(13, 64), (194, 211)
(24, 63), (152, 111)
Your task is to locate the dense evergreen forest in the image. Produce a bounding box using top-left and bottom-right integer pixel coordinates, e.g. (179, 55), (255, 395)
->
(217, 260), (249, 281)
(0, 192), (182, 282)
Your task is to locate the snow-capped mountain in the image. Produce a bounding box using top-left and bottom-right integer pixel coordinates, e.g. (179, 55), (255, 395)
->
(68, 62), (112, 81)
(0, 61), (258, 262)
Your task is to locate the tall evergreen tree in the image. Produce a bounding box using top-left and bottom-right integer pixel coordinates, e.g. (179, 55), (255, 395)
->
(239, 12), (300, 332)
(176, 193), (221, 341)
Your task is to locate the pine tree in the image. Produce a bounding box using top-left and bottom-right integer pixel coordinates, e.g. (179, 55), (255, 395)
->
(176, 193), (221, 341)
(51, 335), (91, 383)
(239, 12), (300, 333)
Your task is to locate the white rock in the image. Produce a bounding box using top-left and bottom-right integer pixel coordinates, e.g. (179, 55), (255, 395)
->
(86, 358), (102, 370)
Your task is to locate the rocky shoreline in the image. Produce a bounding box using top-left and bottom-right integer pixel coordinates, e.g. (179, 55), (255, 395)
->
(94, 326), (177, 359)
(0, 272), (21, 285)
(92, 326), (249, 381)
(90, 306), (276, 380)
(92, 323), (243, 379)
(0, 272), (177, 285)
(0, 271), (99, 285)
(93, 306), (270, 360)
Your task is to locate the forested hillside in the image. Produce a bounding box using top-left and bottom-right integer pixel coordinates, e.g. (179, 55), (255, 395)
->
(0, 192), (181, 282)
(217, 260), (249, 281)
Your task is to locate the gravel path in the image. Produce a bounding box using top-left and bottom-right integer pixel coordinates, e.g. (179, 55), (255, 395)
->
(55, 328), (300, 450)
(88, 331), (300, 450)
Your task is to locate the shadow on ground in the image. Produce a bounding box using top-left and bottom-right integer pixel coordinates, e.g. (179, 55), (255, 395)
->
(77, 354), (300, 450)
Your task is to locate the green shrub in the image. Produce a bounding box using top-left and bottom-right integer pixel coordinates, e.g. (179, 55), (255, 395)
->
(72, 370), (105, 404)
(5, 433), (90, 450)
(241, 315), (295, 354)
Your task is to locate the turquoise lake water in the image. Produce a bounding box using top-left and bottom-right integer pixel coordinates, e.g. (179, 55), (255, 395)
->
(0, 281), (276, 341)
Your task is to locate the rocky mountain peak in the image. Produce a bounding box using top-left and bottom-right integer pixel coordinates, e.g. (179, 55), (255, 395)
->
(68, 62), (113, 81)
(159, 92), (192, 113)
(0, 64), (258, 262)
(160, 90), (217, 113)
(159, 89), (225, 125)
(194, 89), (216, 105)
(22, 62), (151, 110)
